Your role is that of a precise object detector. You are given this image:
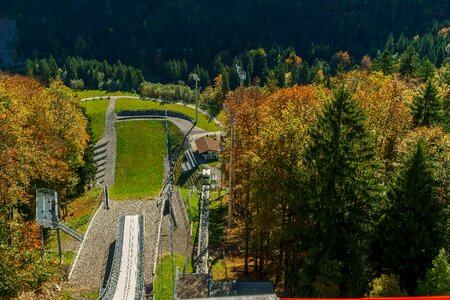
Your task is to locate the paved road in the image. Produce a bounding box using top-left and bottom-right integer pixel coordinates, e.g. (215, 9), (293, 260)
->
(81, 95), (222, 127)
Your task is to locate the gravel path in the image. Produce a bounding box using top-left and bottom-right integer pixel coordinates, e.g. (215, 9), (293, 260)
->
(68, 199), (159, 292)
(160, 189), (191, 256)
(102, 97), (117, 187)
(116, 116), (206, 137)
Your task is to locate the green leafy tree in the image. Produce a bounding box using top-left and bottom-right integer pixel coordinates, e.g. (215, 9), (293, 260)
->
(412, 80), (442, 127)
(301, 87), (380, 297)
(375, 140), (444, 294)
(416, 249), (450, 295)
(369, 274), (407, 297)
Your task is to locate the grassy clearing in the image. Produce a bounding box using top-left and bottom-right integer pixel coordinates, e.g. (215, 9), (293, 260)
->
(110, 121), (184, 200)
(115, 98), (221, 132)
(154, 254), (192, 300)
(179, 187), (200, 244)
(71, 89), (137, 99)
(81, 99), (109, 142)
(208, 190), (228, 245)
(60, 290), (99, 300)
(64, 188), (102, 232)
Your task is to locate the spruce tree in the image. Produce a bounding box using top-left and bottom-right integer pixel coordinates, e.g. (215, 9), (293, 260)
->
(414, 59), (435, 81)
(373, 50), (396, 75)
(412, 80), (442, 127)
(376, 140), (444, 294)
(300, 87), (380, 297)
(398, 45), (418, 76)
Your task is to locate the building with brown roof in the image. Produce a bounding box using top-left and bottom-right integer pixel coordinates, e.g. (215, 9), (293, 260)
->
(195, 136), (220, 160)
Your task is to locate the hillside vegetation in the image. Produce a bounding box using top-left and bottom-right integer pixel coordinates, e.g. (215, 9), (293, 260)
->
(0, 75), (90, 298)
(222, 67), (450, 296)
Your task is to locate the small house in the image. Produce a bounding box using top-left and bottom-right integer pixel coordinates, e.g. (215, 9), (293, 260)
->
(195, 136), (220, 160)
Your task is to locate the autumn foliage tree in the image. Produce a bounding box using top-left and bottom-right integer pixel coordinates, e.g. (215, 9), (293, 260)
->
(222, 69), (450, 297)
(0, 74), (89, 297)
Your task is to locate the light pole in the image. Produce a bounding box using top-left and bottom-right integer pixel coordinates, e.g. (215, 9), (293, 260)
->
(192, 73), (200, 123)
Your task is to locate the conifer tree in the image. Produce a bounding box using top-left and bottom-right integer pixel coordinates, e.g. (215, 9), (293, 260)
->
(373, 50), (396, 75)
(398, 45), (418, 76)
(414, 59), (435, 81)
(375, 140), (444, 294)
(412, 80), (442, 127)
(300, 87), (380, 297)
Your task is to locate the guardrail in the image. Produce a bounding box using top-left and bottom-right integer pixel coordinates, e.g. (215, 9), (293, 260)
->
(98, 217), (126, 300)
(135, 215), (145, 300)
(117, 110), (193, 123)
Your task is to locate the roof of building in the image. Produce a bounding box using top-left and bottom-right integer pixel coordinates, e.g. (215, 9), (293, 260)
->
(195, 136), (220, 154)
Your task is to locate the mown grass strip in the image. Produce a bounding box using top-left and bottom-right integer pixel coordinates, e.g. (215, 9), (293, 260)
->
(81, 99), (109, 142)
(114, 98), (221, 132)
(154, 254), (192, 300)
(110, 121), (167, 200)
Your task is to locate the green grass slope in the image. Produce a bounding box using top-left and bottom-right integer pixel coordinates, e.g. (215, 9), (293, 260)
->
(115, 98), (221, 132)
(111, 121), (167, 200)
(81, 99), (109, 142)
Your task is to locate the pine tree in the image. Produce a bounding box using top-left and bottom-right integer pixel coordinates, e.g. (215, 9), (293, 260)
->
(376, 140), (444, 294)
(24, 59), (34, 76)
(398, 45), (418, 76)
(38, 58), (51, 85)
(48, 55), (59, 78)
(373, 50), (396, 75)
(414, 59), (435, 81)
(412, 80), (442, 127)
(300, 87), (380, 297)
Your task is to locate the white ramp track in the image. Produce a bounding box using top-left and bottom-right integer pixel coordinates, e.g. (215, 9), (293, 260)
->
(113, 215), (140, 300)
(99, 215), (145, 300)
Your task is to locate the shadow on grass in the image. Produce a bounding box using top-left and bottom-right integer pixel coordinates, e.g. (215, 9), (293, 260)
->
(209, 196), (227, 245)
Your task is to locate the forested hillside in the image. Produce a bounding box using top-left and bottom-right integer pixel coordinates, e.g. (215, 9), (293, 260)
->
(222, 67), (450, 296)
(0, 0), (449, 298)
(1, 0), (449, 74)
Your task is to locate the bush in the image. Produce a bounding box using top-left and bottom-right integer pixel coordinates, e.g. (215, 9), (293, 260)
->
(139, 82), (195, 103)
(368, 274), (407, 297)
(70, 79), (85, 90)
(416, 248), (450, 295)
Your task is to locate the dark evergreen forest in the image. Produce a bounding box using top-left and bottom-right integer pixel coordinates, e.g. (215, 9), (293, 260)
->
(1, 0), (449, 76)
